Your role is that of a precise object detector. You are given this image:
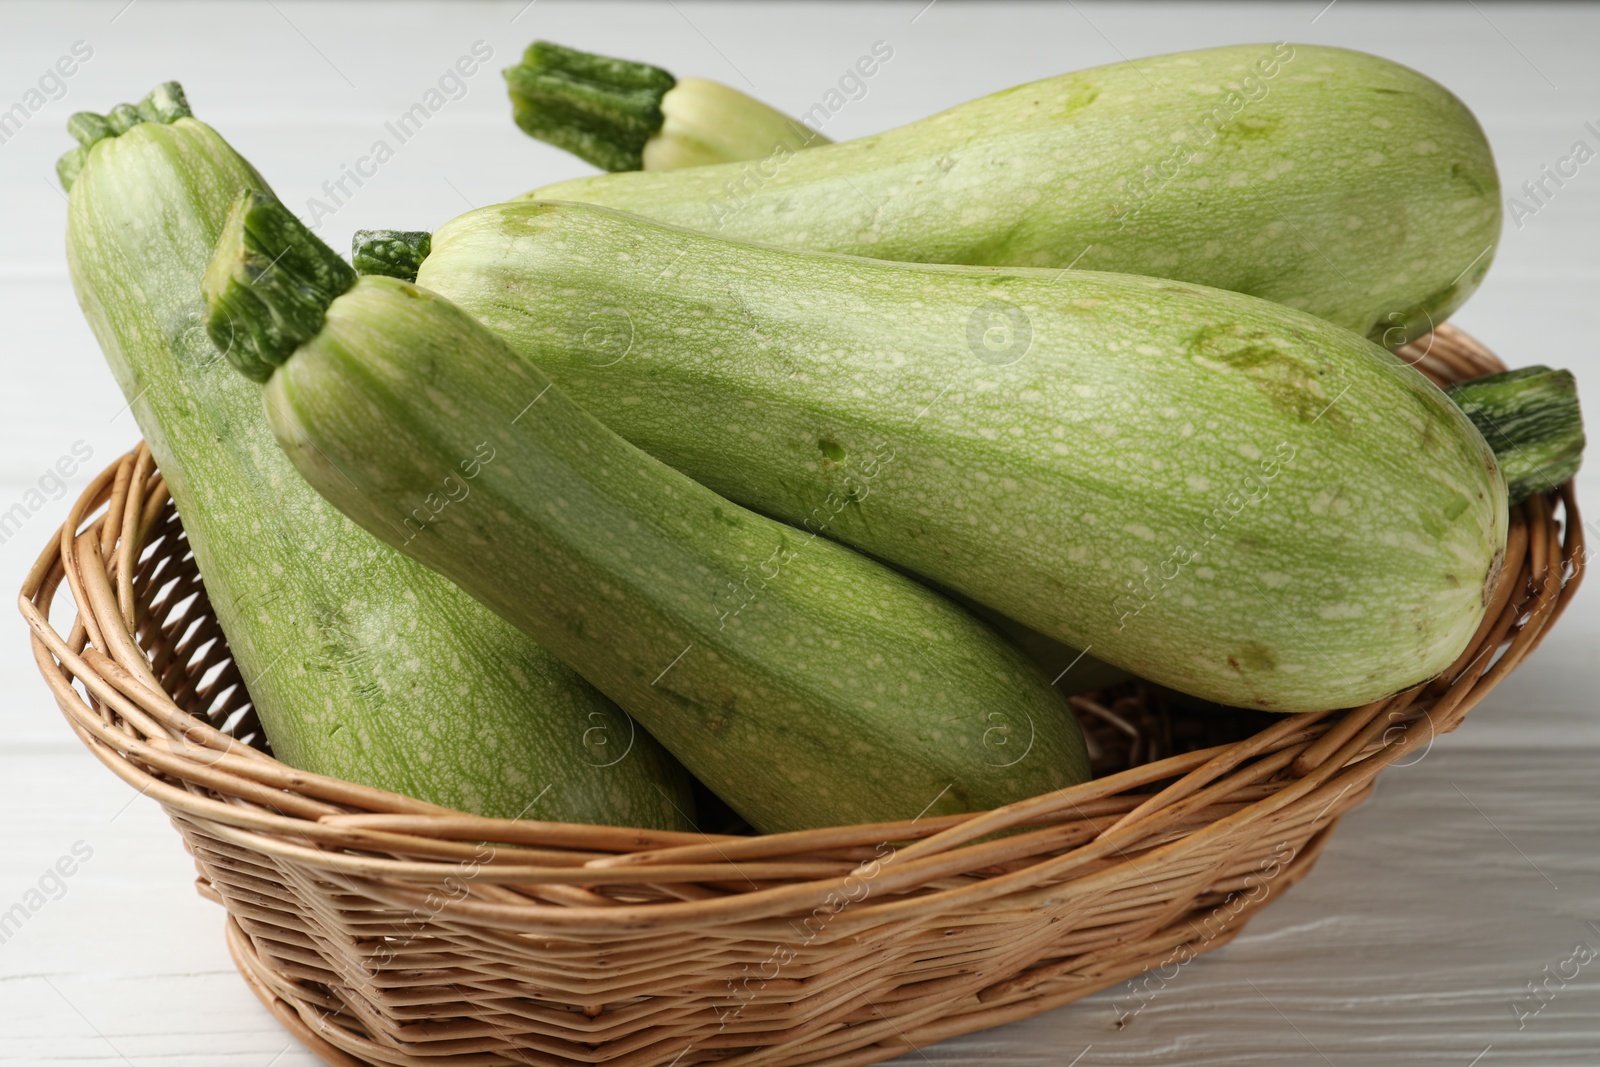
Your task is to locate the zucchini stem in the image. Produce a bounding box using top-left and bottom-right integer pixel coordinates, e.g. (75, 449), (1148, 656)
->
(1446, 366), (1585, 504)
(202, 189), (357, 382)
(352, 230), (432, 282)
(504, 40), (676, 172)
(504, 40), (826, 172)
(58, 81), (190, 190)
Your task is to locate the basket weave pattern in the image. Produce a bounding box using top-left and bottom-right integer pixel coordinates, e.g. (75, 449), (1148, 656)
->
(19, 326), (1584, 1067)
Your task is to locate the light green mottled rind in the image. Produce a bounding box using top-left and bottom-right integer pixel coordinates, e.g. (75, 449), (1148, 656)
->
(420, 200), (1509, 711)
(65, 117), (693, 826)
(526, 43), (1500, 346)
(264, 278), (1091, 834)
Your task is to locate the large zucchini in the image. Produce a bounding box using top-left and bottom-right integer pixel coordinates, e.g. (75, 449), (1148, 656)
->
(520, 43), (1500, 346)
(411, 200), (1522, 712)
(202, 190), (1092, 834)
(62, 84), (692, 826)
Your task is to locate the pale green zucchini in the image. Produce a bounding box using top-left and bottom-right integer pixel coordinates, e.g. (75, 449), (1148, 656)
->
(522, 43), (1500, 346)
(203, 190), (1092, 834)
(412, 200), (1522, 712)
(505, 40), (826, 172)
(62, 84), (692, 826)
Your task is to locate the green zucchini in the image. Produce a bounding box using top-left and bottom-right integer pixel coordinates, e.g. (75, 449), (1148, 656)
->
(62, 84), (693, 826)
(521, 43), (1500, 346)
(203, 190), (1092, 834)
(505, 40), (825, 173)
(410, 199), (1527, 712)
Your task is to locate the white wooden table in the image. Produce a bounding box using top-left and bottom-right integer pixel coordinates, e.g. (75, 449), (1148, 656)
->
(2, 2), (1596, 1063)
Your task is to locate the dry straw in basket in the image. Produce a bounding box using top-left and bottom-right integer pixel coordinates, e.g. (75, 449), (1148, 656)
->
(18, 324), (1584, 1067)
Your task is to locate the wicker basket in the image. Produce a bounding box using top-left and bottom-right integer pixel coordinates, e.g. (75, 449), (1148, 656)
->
(19, 324), (1583, 1067)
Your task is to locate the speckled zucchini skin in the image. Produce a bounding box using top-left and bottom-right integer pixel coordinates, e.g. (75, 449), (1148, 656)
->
(253, 277), (1091, 834)
(526, 44), (1500, 346)
(65, 108), (692, 825)
(419, 200), (1509, 711)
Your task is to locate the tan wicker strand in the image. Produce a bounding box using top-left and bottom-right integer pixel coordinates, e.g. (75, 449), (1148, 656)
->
(113, 446), (153, 630)
(19, 324), (1583, 1066)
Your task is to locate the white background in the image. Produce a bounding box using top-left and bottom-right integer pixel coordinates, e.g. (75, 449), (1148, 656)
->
(1, 2), (1597, 1064)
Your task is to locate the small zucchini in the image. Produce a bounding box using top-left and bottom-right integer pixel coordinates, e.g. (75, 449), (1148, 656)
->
(203, 190), (1092, 834)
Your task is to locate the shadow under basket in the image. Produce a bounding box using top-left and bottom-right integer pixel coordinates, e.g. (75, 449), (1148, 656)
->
(19, 325), (1585, 1067)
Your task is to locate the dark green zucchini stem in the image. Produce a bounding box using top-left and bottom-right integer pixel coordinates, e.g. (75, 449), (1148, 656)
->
(352, 230), (432, 282)
(58, 81), (191, 190)
(1446, 366), (1585, 505)
(504, 40), (675, 172)
(202, 189), (356, 383)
